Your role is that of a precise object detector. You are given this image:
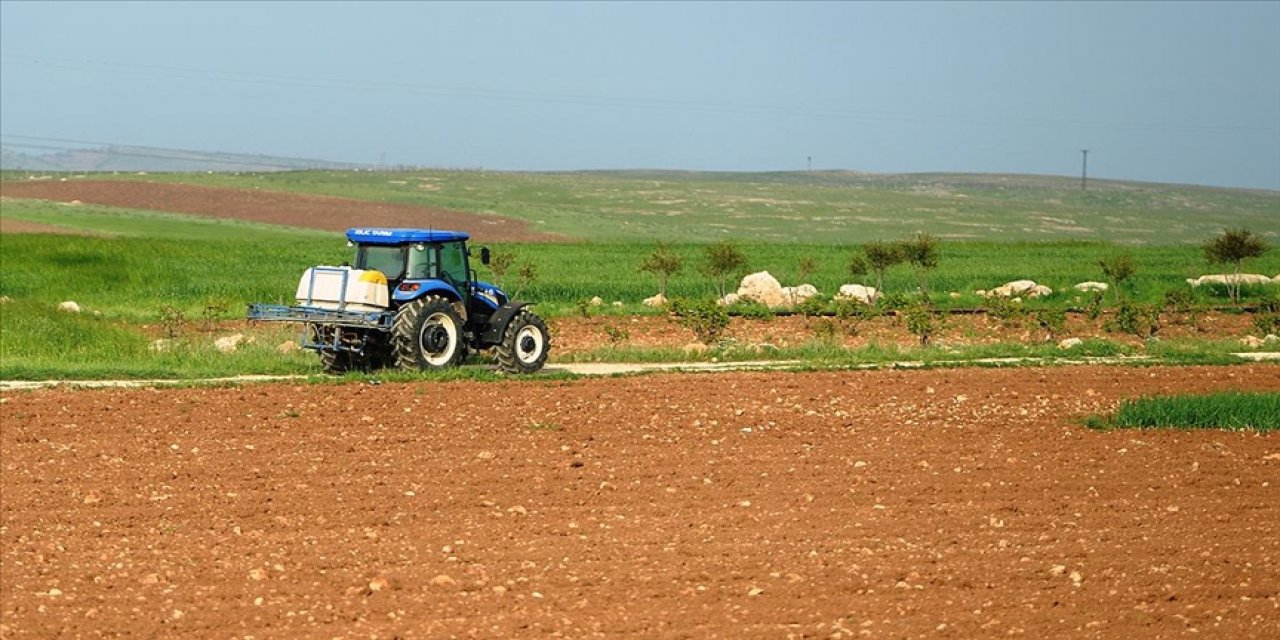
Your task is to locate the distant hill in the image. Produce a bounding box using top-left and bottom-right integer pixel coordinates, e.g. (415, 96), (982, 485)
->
(0, 144), (373, 173)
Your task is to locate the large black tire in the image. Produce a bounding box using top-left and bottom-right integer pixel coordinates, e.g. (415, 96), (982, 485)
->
(496, 310), (550, 374)
(318, 350), (355, 375)
(393, 296), (466, 371)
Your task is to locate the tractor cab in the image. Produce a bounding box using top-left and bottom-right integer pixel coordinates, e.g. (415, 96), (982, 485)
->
(345, 228), (506, 319)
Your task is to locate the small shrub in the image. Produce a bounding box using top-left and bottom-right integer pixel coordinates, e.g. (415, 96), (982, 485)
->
(201, 300), (229, 333)
(1033, 308), (1067, 342)
(833, 298), (878, 336)
(730, 299), (774, 320)
(1162, 288), (1201, 329)
(701, 241), (748, 299)
(1084, 290), (1106, 321)
(904, 302), (940, 346)
(811, 318), (839, 341)
(796, 256), (819, 283)
(1254, 313), (1280, 337)
(670, 298), (731, 345)
(1098, 253), (1137, 301)
(1107, 301), (1160, 339)
(575, 297), (594, 318)
(1204, 228), (1269, 303)
(795, 294), (828, 326)
(603, 324), (630, 343)
(159, 305), (185, 338)
(639, 244), (684, 298)
(986, 296), (1027, 328)
(897, 233), (940, 296)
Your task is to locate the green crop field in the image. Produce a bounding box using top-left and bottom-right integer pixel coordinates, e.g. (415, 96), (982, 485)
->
(10, 168), (1277, 244)
(2, 169), (1278, 379)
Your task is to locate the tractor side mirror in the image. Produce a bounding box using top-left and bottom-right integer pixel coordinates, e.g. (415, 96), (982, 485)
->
(480, 247), (491, 265)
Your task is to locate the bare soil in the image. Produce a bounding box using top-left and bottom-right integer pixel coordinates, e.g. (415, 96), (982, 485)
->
(3, 365), (1278, 638)
(0, 218), (108, 237)
(0, 181), (566, 243)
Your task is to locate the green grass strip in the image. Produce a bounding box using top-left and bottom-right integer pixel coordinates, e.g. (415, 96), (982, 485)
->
(1086, 391), (1280, 431)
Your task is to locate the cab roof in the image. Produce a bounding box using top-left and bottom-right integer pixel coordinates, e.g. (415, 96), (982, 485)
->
(346, 228), (470, 245)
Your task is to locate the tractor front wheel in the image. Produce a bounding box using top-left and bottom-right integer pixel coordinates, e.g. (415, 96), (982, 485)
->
(393, 296), (466, 370)
(496, 310), (550, 374)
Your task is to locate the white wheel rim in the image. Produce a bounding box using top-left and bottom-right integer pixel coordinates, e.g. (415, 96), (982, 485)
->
(420, 311), (458, 366)
(515, 325), (545, 365)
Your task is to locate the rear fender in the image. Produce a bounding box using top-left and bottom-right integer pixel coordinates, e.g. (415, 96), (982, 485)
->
(393, 280), (461, 304)
(478, 302), (530, 347)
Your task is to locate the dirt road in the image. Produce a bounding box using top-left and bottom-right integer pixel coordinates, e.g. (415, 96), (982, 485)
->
(2, 365), (1278, 638)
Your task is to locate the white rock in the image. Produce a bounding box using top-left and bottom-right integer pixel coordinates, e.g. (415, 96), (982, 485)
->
(682, 342), (709, 355)
(983, 280), (1052, 298)
(276, 341), (299, 354)
(0, 295), (11, 304)
(1265, 334), (1279, 344)
(1240, 335), (1265, 348)
(149, 339), (172, 353)
(589, 296), (604, 307)
(782, 284), (819, 305)
(642, 293), (668, 308)
(1187, 274), (1275, 287)
(215, 334), (245, 353)
(1073, 281), (1109, 292)
(835, 284), (878, 305)
(1058, 337), (1084, 349)
(736, 271), (789, 308)
(718, 292), (741, 307)
(57, 301), (82, 313)
(611, 300), (624, 307)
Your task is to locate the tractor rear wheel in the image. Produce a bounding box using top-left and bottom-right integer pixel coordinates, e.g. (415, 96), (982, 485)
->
(496, 309), (550, 374)
(318, 350), (356, 375)
(393, 296), (466, 370)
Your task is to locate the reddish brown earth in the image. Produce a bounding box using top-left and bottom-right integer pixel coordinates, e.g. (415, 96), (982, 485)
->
(0, 218), (108, 237)
(3, 366), (1278, 638)
(0, 181), (566, 243)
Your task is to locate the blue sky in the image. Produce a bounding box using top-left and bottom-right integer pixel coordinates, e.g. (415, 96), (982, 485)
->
(2, 1), (1277, 189)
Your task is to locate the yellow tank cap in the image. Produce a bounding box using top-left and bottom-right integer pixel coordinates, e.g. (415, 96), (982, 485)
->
(358, 270), (388, 284)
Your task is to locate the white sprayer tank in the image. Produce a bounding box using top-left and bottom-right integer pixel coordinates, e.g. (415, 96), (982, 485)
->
(295, 266), (389, 311)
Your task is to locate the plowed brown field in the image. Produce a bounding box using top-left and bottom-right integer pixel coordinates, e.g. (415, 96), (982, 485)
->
(0, 181), (565, 242)
(3, 366), (1278, 638)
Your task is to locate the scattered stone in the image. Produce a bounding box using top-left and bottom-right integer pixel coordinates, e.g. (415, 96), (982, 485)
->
(1240, 336), (1265, 349)
(1049, 565), (1067, 576)
(1073, 281), (1109, 292)
(430, 574), (457, 587)
(981, 280), (1053, 298)
(276, 341), (299, 354)
(215, 334), (245, 353)
(589, 296), (604, 307)
(0, 295), (10, 304)
(57, 301), (81, 313)
(642, 293), (668, 308)
(835, 284), (878, 305)
(248, 568), (267, 581)
(948, 292), (962, 299)
(476, 451), (495, 460)
(368, 576), (389, 592)
(747, 586), (764, 596)
(1058, 337), (1084, 349)
(611, 300), (624, 307)
(149, 339), (172, 353)
(1187, 273), (1275, 287)
(507, 505), (528, 515)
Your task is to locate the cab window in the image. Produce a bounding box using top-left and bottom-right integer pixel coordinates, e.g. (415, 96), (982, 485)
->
(439, 242), (468, 285)
(355, 245), (405, 280)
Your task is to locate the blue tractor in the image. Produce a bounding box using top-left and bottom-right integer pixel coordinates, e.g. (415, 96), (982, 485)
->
(248, 228), (549, 374)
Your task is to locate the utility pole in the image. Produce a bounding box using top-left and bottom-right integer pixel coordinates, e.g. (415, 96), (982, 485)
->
(1080, 149), (1089, 191)
(807, 156), (812, 173)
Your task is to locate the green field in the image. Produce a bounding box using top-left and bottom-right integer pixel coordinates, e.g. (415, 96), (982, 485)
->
(2, 170), (1278, 379)
(9, 168), (1277, 244)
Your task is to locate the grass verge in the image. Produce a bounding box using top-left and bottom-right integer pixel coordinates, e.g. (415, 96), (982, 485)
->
(1085, 391), (1280, 431)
